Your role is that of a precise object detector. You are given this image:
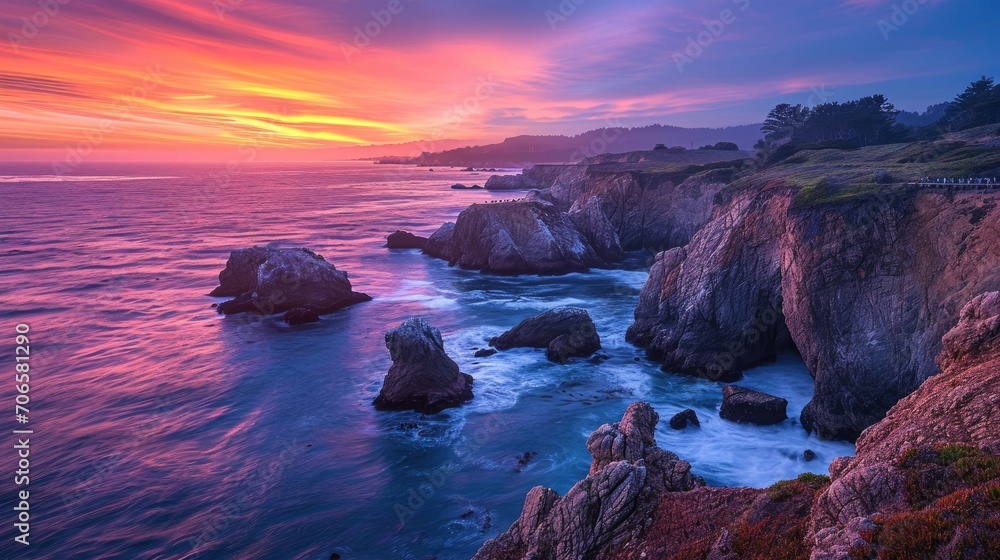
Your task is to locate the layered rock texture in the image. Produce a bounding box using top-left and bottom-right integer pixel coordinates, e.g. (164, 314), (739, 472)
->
(473, 403), (702, 560)
(489, 307), (601, 363)
(807, 290), (1000, 560)
(372, 318), (473, 414)
(211, 246), (371, 316)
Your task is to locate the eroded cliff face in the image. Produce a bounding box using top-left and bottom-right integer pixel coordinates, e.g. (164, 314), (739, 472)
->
(785, 190), (1000, 440)
(807, 291), (1000, 560)
(424, 164), (736, 275)
(625, 181), (796, 381)
(630, 183), (1000, 439)
(551, 167), (734, 253)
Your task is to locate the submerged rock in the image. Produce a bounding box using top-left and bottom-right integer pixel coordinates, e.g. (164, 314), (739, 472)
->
(669, 409), (701, 430)
(474, 348), (497, 358)
(386, 230), (428, 249)
(283, 308), (320, 325)
(719, 385), (788, 425)
(490, 307), (601, 363)
(473, 403), (702, 559)
(373, 318), (474, 414)
(212, 246), (370, 316)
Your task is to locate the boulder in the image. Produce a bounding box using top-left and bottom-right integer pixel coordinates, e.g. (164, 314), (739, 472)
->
(284, 308), (320, 325)
(719, 385), (788, 425)
(386, 230), (427, 249)
(372, 318), (474, 414)
(669, 409), (701, 430)
(212, 246), (370, 316)
(490, 307), (601, 363)
(451, 183), (469, 189)
(474, 348), (497, 358)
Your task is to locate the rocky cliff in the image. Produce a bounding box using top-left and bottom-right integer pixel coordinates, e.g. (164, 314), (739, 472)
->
(475, 293), (1000, 559)
(423, 199), (606, 275)
(424, 159), (746, 274)
(629, 165), (1000, 439)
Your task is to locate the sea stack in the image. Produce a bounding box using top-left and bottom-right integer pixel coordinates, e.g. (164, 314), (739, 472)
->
(212, 246), (370, 316)
(373, 318), (474, 414)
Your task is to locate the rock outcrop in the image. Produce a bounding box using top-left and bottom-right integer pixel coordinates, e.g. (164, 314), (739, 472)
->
(808, 291), (1000, 559)
(719, 385), (789, 425)
(422, 222), (454, 260)
(629, 178), (1000, 440)
(785, 191), (1000, 440)
(626, 183), (795, 382)
(425, 201), (608, 275)
(211, 246), (371, 316)
(490, 307), (601, 363)
(385, 230), (427, 249)
(473, 403), (702, 560)
(485, 175), (528, 191)
(372, 318), (474, 414)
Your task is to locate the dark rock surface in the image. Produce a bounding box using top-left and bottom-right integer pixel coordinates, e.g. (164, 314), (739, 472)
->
(669, 408), (700, 430)
(427, 201), (607, 275)
(808, 292), (1000, 558)
(386, 230), (428, 249)
(719, 385), (788, 425)
(212, 246), (371, 316)
(372, 318), (474, 414)
(490, 307), (601, 363)
(283, 308), (320, 325)
(626, 183), (794, 382)
(485, 174), (527, 191)
(785, 192), (1000, 440)
(474, 348), (497, 358)
(422, 222), (455, 260)
(473, 403), (702, 560)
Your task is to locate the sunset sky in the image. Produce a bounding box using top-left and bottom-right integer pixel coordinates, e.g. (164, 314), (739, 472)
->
(0, 0), (995, 160)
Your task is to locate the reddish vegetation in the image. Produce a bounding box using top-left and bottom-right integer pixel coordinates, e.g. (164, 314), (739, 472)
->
(848, 446), (1000, 560)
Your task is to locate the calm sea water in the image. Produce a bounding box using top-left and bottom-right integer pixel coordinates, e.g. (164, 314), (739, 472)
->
(0, 161), (853, 560)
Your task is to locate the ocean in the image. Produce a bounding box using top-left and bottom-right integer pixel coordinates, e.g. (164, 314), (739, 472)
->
(0, 161), (853, 559)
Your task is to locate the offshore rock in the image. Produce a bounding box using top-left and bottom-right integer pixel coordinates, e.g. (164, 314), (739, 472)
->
(373, 318), (474, 414)
(490, 307), (601, 363)
(212, 246), (370, 315)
